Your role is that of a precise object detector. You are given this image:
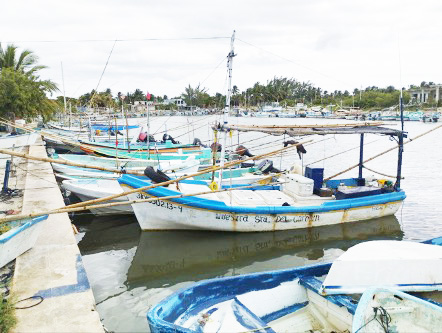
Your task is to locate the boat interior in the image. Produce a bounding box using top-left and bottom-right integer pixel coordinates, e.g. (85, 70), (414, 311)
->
(174, 273), (357, 333)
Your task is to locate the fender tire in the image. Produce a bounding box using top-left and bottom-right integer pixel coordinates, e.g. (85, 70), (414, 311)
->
(144, 166), (171, 184)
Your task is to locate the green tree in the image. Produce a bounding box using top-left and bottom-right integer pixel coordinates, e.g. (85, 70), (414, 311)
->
(131, 89), (145, 102)
(0, 44), (58, 121)
(0, 68), (57, 121)
(0, 43), (46, 75)
(181, 84), (208, 107)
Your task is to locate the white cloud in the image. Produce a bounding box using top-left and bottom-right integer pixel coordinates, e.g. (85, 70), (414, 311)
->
(1, 0), (441, 98)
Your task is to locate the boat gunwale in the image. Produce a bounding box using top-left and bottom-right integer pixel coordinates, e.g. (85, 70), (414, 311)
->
(118, 174), (406, 215)
(0, 215), (48, 244)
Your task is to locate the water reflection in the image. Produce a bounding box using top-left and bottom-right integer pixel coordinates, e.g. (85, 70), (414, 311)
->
(75, 215), (403, 332)
(127, 215), (403, 288)
(75, 214), (140, 254)
(71, 118), (442, 332)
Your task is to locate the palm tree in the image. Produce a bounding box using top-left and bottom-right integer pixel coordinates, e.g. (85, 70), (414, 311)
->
(0, 43), (47, 75)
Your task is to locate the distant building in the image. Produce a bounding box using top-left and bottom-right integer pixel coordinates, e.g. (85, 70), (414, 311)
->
(408, 84), (442, 103)
(132, 101), (155, 113)
(162, 98), (187, 108)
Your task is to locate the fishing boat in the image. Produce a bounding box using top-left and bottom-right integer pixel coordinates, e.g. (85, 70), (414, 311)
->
(42, 135), (85, 154)
(79, 143), (208, 158)
(118, 31), (408, 232)
(62, 179), (131, 215)
(0, 132), (40, 148)
(352, 287), (442, 332)
(78, 133), (200, 151)
(51, 154), (201, 180)
(0, 132), (40, 158)
(118, 123), (407, 232)
(83, 145), (214, 161)
(119, 171), (405, 231)
(147, 237), (442, 333)
(47, 123), (139, 134)
(0, 215), (48, 268)
(62, 164), (277, 215)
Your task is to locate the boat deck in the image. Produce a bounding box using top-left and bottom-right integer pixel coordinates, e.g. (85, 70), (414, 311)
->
(179, 182), (335, 207)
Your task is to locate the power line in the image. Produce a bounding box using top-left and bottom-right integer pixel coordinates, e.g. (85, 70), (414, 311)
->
(1, 36), (230, 44)
(237, 38), (356, 89)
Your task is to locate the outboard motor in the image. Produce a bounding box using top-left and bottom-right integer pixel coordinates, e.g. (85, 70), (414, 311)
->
(235, 145), (254, 157)
(143, 166), (171, 184)
(257, 159), (280, 174)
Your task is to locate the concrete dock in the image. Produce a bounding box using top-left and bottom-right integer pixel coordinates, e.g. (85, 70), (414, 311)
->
(6, 141), (104, 332)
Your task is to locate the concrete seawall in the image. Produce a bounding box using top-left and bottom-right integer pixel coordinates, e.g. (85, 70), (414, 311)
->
(11, 142), (103, 332)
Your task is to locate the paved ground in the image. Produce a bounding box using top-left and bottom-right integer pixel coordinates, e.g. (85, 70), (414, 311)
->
(9, 141), (104, 332)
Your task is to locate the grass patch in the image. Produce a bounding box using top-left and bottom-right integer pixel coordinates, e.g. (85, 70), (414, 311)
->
(0, 224), (12, 236)
(0, 293), (16, 333)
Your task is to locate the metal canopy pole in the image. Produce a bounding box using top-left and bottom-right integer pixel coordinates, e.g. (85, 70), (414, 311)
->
(358, 133), (364, 179)
(396, 134), (404, 189)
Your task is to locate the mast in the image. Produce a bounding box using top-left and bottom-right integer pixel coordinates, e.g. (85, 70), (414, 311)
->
(217, 30), (236, 188)
(146, 92), (151, 159)
(61, 62), (68, 128)
(396, 88), (405, 189)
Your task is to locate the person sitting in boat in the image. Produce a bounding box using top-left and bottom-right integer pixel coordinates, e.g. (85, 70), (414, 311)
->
(211, 142), (222, 152)
(235, 145), (254, 157)
(138, 132), (156, 143)
(162, 134), (180, 144)
(193, 138), (207, 148)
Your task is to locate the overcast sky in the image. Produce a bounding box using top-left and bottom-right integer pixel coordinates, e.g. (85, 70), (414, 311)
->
(2, 0), (441, 99)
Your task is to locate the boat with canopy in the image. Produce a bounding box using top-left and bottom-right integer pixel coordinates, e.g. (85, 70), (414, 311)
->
(118, 31), (408, 232)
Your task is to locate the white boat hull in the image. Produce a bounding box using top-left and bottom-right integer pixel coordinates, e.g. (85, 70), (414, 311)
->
(62, 179), (132, 215)
(0, 216), (47, 268)
(121, 184), (403, 231)
(0, 133), (39, 158)
(52, 155), (201, 178)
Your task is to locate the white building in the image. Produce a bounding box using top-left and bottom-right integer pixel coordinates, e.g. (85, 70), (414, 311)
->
(132, 101), (155, 113)
(162, 98), (187, 108)
(408, 85), (442, 103)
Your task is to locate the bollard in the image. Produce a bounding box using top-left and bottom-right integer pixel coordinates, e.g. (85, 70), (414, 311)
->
(2, 159), (11, 193)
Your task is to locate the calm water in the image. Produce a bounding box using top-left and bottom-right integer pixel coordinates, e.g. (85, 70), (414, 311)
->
(72, 116), (442, 332)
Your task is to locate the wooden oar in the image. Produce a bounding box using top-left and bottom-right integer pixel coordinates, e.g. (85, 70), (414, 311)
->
(325, 124), (442, 181)
(0, 181), (284, 225)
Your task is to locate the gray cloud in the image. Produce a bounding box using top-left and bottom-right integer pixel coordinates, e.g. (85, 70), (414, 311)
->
(1, 0), (441, 98)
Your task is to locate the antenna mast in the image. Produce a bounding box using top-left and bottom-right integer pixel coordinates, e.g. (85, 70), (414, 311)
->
(218, 30), (236, 188)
